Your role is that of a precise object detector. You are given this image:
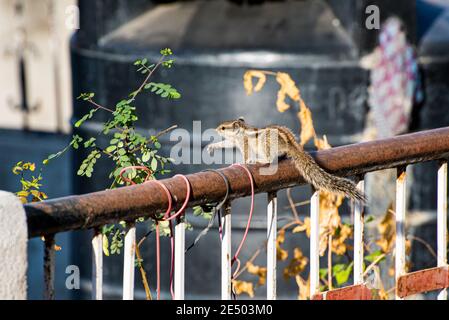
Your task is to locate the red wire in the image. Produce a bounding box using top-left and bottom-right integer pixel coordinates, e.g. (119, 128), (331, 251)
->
(155, 222), (161, 300)
(229, 164), (255, 277)
(149, 180), (173, 300)
(119, 166), (153, 184)
(165, 175), (191, 299)
(119, 166), (178, 300)
(149, 174), (191, 300)
(163, 174), (191, 221)
(119, 165), (255, 300)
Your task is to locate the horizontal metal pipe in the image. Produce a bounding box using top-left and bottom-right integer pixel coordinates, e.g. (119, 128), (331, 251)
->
(25, 126), (449, 238)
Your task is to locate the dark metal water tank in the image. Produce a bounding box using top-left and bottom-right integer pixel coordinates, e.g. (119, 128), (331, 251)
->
(71, 0), (423, 299)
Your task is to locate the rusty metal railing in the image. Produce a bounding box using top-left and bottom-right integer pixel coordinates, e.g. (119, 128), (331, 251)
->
(24, 126), (449, 300)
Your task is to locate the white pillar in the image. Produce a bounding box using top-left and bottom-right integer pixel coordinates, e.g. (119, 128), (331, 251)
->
(0, 191), (28, 299)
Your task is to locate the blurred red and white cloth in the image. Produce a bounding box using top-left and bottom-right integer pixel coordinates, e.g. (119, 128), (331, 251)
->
(361, 17), (423, 138)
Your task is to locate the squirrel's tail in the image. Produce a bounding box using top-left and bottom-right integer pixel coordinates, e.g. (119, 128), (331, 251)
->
(287, 148), (367, 204)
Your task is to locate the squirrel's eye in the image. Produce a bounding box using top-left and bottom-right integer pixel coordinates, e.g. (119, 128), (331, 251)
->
(221, 126), (225, 130)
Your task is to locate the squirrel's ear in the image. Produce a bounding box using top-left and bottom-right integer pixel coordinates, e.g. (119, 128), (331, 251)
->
(238, 117), (245, 123)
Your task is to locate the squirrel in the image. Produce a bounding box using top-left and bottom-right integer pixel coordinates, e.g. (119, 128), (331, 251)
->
(207, 118), (366, 203)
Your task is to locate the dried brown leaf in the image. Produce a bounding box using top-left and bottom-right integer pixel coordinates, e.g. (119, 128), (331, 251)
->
(283, 247), (308, 280)
(276, 229), (289, 261)
(318, 189), (344, 256)
(276, 88), (290, 113)
(276, 72), (300, 101)
(232, 280), (255, 298)
(243, 70), (267, 95)
(376, 204), (395, 253)
(298, 107), (315, 146)
(331, 224), (353, 255)
(246, 262), (267, 286)
(275, 72), (300, 112)
(314, 135), (331, 151)
(292, 217), (311, 237)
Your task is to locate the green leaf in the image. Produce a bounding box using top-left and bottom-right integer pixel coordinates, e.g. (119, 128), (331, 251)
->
(162, 59), (174, 68)
(160, 48), (173, 56)
(103, 235), (110, 256)
(43, 153), (57, 165)
(144, 82), (181, 99)
(77, 92), (95, 101)
(75, 115), (88, 128)
(364, 250), (384, 263)
(142, 151), (151, 163)
(333, 263), (353, 286)
(150, 157), (158, 171)
(106, 145), (117, 153)
(170, 91), (181, 99)
(319, 268), (328, 280)
(75, 108), (98, 128)
(119, 157), (130, 164)
(332, 264), (345, 274)
(193, 206), (202, 216)
(84, 137), (96, 148)
(116, 100), (129, 108)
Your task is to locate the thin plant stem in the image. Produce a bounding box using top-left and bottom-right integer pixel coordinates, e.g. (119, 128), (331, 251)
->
(286, 188), (300, 221)
(135, 242), (152, 300)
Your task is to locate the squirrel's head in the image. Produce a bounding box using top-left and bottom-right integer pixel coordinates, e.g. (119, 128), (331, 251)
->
(216, 117), (246, 138)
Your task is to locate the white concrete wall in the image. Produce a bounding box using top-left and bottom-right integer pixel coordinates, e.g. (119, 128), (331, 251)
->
(0, 191), (28, 299)
(0, 0), (77, 133)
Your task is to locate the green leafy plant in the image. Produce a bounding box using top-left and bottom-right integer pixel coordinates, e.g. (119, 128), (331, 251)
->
(12, 161), (47, 204)
(43, 48), (181, 256)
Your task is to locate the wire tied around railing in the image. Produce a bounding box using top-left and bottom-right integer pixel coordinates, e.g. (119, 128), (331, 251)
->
(180, 164), (255, 299)
(185, 169), (231, 253)
(119, 166), (191, 300)
(119, 164), (255, 300)
(229, 163), (256, 299)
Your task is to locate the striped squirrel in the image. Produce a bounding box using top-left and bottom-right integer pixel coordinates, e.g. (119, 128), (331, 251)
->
(207, 118), (366, 203)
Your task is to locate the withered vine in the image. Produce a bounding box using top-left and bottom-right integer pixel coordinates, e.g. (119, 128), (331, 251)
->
(230, 70), (427, 299)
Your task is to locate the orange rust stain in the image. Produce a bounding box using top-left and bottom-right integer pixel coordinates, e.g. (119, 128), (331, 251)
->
(397, 266), (449, 298)
(397, 170), (406, 183)
(312, 284), (372, 300)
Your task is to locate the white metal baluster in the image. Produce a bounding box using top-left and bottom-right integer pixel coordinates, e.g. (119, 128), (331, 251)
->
(267, 192), (277, 300)
(123, 222), (136, 300)
(353, 178), (365, 284)
(221, 202), (232, 300)
(395, 167), (407, 300)
(174, 217), (185, 300)
(92, 228), (103, 300)
(43, 234), (55, 300)
(310, 190), (320, 297)
(437, 161), (448, 300)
